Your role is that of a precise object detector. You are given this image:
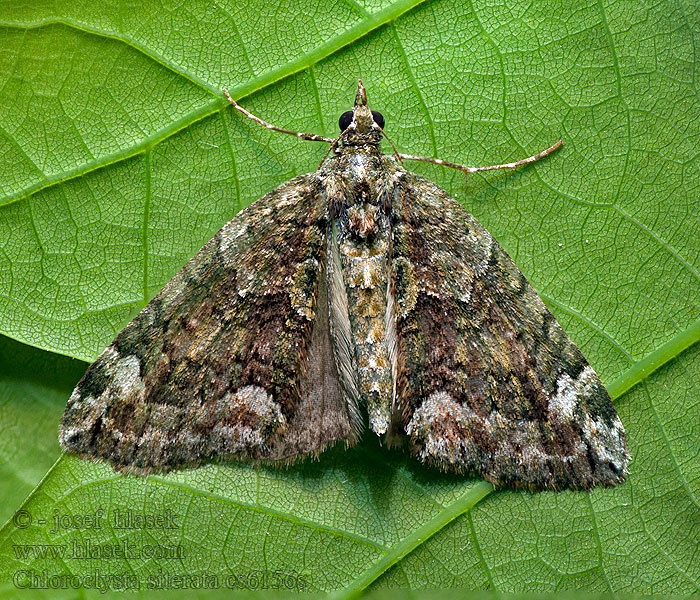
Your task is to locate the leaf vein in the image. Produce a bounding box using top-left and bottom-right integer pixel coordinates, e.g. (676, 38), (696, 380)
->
(147, 476), (388, 551)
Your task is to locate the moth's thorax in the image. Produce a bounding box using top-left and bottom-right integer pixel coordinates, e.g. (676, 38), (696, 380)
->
(322, 149), (401, 220)
(347, 203), (380, 238)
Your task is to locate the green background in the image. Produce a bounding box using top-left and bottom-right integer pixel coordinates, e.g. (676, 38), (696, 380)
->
(0, 0), (699, 596)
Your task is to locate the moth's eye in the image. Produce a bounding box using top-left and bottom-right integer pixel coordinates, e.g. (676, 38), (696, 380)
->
(372, 111), (385, 129)
(339, 111), (353, 131)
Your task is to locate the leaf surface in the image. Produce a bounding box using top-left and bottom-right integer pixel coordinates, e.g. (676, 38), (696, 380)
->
(0, 0), (699, 595)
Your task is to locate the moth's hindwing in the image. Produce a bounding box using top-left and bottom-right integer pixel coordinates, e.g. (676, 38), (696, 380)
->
(390, 174), (629, 490)
(60, 175), (360, 473)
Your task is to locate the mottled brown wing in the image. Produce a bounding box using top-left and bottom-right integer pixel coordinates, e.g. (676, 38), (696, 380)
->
(390, 173), (629, 490)
(60, 175), (361, 473)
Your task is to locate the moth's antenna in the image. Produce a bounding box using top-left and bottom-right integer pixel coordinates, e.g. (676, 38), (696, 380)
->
(223, 89), (335, 144)
(398, 140), (563, 183)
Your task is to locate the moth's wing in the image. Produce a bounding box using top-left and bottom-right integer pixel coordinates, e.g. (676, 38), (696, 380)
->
(249, 256), (363, 464)
(60, 174), (361, 473)
(390, 173), (629, 490)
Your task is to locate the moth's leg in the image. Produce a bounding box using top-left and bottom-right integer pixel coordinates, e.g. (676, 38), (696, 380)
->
(398, 140), (562, 182)
(375, 127), (403, 164)
(317, 135), (343, 168)
(223, 89), (335, 144)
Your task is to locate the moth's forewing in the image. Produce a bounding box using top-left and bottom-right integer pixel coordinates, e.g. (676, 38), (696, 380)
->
(390, 173), (628, 490)
(59, 175), (360, 473)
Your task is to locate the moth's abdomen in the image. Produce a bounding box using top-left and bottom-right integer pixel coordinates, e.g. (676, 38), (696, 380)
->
(335, 201), (393, 434)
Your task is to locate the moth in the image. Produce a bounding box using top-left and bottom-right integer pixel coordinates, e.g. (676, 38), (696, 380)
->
(60, 81), (629, 490)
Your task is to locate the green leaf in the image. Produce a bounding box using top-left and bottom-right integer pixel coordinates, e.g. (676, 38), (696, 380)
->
(0, 335), (85, 525)
(1, 0), (699, 596)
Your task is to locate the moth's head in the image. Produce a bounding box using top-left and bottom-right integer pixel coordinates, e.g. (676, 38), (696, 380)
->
(338, 80), (384, 147)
